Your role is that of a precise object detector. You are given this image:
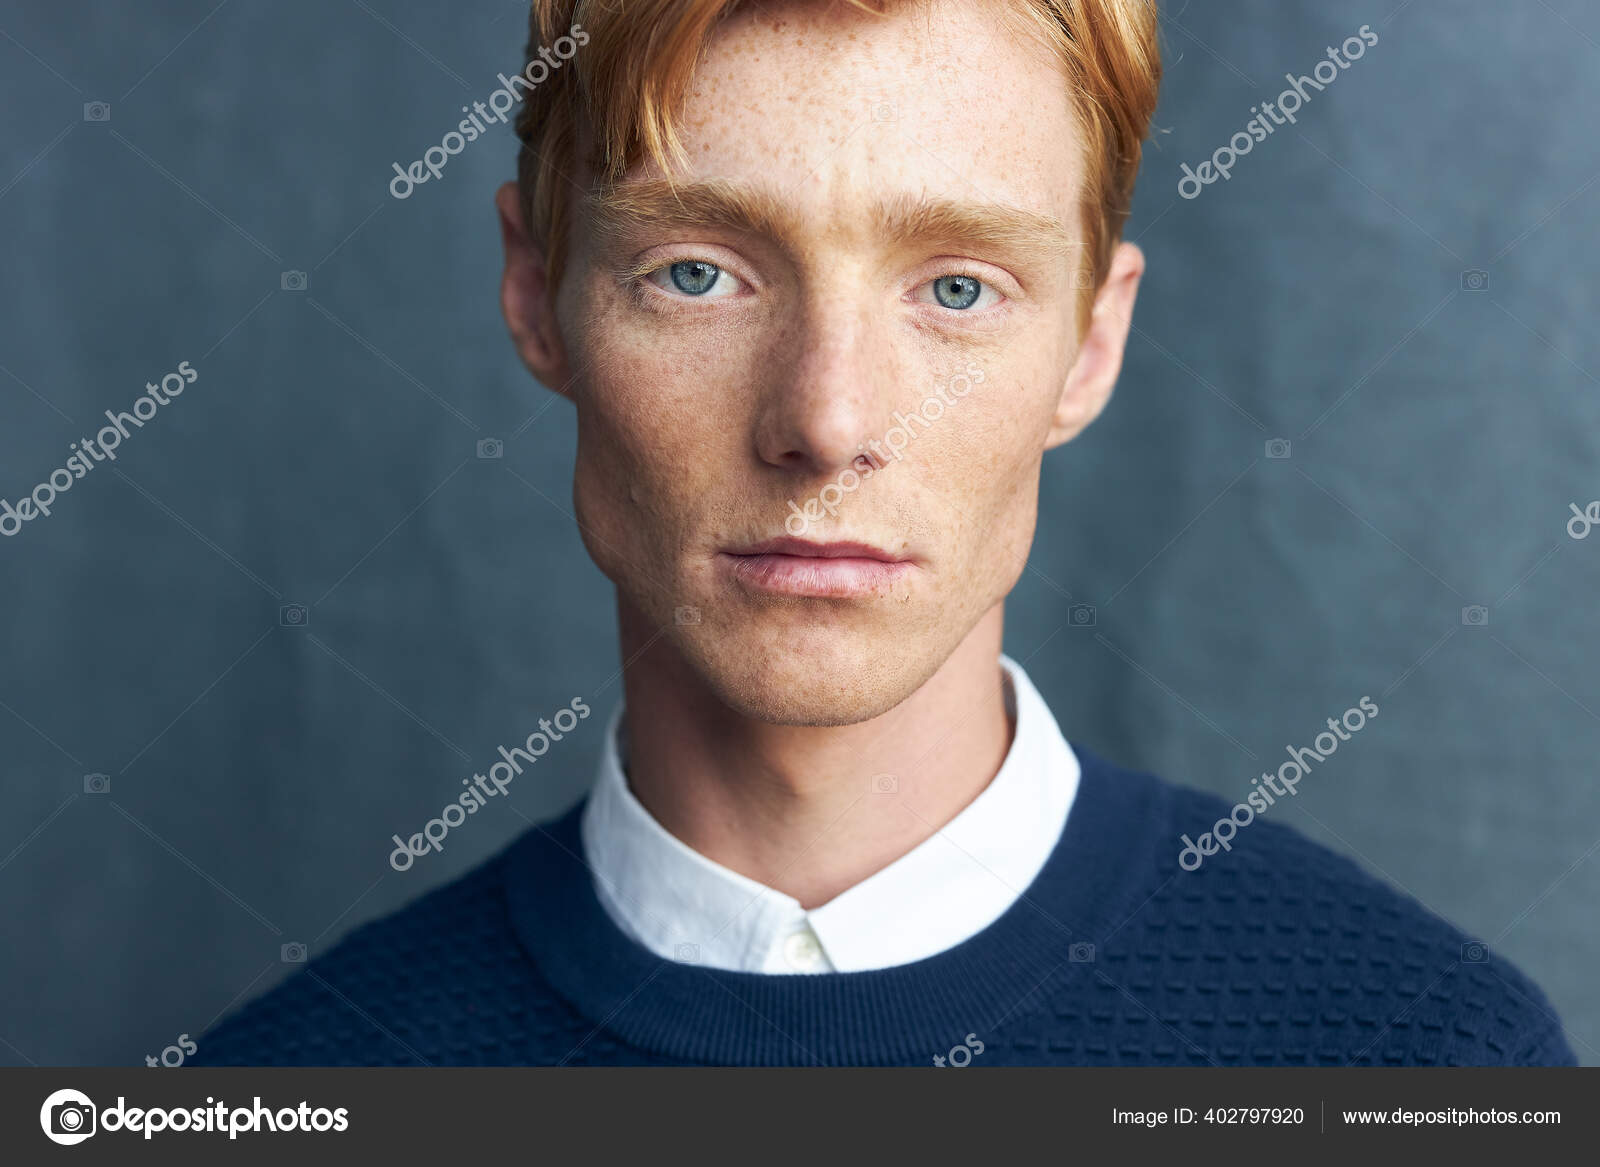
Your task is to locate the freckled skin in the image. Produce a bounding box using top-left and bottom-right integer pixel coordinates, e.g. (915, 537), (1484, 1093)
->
(499, 0), (1144, 901)
(555, 0), (1101, 726)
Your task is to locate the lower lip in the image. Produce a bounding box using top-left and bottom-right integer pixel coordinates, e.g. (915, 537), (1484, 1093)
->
(720, 553), (915, 597)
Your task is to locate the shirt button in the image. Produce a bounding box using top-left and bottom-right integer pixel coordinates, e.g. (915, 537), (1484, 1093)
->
(783, 929), (824, 971)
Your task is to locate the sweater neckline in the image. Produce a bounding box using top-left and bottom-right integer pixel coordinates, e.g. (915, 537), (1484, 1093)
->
(502, 744), (1167, 1065)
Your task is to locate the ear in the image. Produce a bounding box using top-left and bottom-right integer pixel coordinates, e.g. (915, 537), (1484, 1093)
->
(495, 181), (573, 393)
(1045, 241), (1144, 450)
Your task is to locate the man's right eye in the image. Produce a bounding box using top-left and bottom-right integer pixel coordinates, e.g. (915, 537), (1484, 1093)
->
(648, 260), (741, 298)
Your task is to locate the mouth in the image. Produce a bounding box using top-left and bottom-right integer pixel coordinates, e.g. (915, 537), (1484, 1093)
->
(717, 537), (917, 598)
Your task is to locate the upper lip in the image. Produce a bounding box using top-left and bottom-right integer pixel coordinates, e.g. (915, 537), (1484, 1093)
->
(725, 536), (910, 562)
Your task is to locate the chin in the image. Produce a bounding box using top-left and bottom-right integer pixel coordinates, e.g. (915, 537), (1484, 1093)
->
(677, 616), (950, 727)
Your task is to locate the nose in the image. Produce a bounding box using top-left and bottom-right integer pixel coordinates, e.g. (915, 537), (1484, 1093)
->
(753, 296), (889, 475)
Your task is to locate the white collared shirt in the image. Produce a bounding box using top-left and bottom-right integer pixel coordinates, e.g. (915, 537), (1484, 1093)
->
(579, 654), (1079, 974)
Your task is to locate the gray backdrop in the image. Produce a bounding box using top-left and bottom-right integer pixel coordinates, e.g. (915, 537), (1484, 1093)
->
(1, 0), (1595, 1066)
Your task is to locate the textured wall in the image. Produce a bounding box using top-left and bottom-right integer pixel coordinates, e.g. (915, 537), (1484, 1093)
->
(0, 0), (1595, 1066)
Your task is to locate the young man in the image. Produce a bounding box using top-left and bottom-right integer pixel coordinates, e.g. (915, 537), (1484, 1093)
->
(193, 0), (1573, 1066)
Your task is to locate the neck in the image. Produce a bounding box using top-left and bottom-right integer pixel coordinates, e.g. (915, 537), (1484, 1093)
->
(614, 598), (1013, 909)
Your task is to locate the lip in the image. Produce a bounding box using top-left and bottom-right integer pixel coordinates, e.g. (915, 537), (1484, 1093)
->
(719, 537), (916, 598)
(730, 537), (908, 562)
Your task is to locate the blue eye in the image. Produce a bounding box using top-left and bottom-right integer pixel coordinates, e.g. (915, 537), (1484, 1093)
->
(670, 260), (721, 295)
(646, 259), (742, 300)
(931, 275), (983, 310)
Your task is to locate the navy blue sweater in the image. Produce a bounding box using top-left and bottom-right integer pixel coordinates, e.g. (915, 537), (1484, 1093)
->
(191, 746), (1574, 1066)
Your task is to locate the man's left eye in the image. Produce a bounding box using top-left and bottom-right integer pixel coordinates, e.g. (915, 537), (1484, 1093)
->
(647, 260), (741, 298)
(917, 275), (1000, 311)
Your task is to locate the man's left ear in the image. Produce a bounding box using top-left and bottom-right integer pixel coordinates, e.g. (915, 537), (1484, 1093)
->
(1045, 241), (1144, 450)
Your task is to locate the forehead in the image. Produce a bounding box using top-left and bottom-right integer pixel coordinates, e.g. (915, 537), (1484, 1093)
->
(653, 0), (1084, 239)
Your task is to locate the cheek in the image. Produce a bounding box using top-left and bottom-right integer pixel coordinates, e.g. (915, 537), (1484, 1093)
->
(931, 367), (1058, 500)
(924, 374), (1053, 583)
(570, 382), (693, 552)
(567, 309), (754, 571)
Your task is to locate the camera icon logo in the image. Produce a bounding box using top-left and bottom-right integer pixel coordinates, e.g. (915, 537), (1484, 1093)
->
(1068, 941), (1096, 963)
(83, 102), (111, 122)
(1461, 269), (1489, 291)
(1068, 603), (1096, 627)
(83, 773), (111, 794)
(674, 606), (701, 625)
(674, 943), (700, 963)
(280, 270), (308, 292)
(279, 603), (309, 627)
(870, 773), (898, 794)
(1461, 940), (1488, 963)
(40, 1088), (97, 1145)
(1070, 269), (1094, 290)
(476, 438), (504, 460)
(1265, 438), (1292, 459)
(1461, 605), (1489, 627)
(870, 100), (898, 123)
(281, 942), (307, 963)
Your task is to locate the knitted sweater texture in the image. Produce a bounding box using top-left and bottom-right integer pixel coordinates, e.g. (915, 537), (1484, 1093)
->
(191, 747), (1574, 1067)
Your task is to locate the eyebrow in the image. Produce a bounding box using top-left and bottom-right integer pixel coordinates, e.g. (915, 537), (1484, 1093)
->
(585, 178), (1080, 263)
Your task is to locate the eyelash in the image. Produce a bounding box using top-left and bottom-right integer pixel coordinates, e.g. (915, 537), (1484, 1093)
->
(627, 254), (750, 311)
(910, 269), (1006, 313)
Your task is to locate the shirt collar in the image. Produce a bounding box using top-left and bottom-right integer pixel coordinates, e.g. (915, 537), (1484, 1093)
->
(579, 654), (1079, 973)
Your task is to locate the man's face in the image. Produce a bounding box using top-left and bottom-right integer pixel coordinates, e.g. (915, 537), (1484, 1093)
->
(523, 0), (1135, 726)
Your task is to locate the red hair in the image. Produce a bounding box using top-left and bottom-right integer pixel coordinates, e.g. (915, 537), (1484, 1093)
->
(515, 0), (1161, 325)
